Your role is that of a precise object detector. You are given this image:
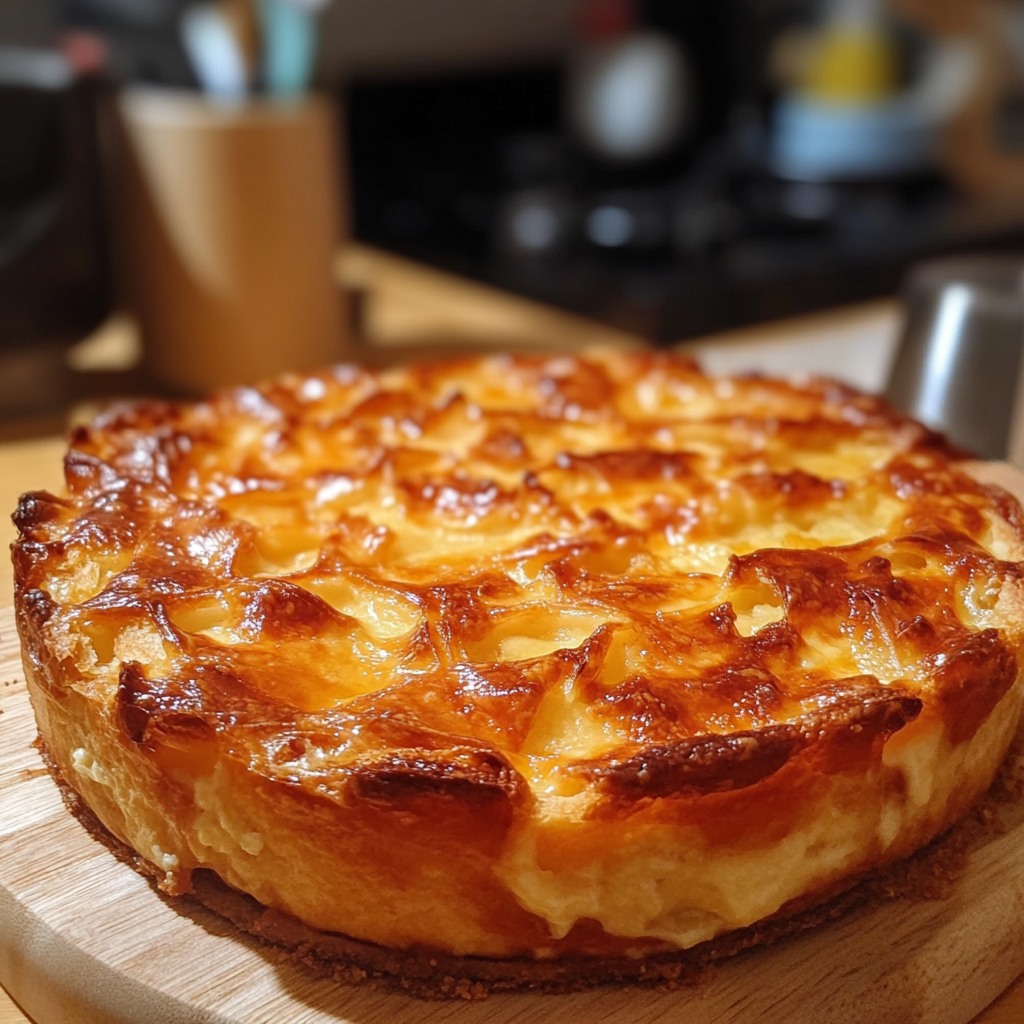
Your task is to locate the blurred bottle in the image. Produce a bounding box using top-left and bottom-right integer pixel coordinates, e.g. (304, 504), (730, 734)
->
(801, 0), (900, 105)
(770, 0), (976, 182)
(562, 0), (691, 257)
(564, 0), (691, 168)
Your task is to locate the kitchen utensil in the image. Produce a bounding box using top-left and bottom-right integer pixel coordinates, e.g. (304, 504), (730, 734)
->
(180, 2), (248, 100)
(218, 0), (261, 91)
(258, 0), (324, 98)
(886, 255), (1024, 462)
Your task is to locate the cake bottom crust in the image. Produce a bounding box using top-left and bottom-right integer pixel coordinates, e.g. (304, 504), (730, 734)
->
(35, 734), (1024, 1001)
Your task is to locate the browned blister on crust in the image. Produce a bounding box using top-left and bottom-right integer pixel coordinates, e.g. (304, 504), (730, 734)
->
(11, 349), (1024, 987)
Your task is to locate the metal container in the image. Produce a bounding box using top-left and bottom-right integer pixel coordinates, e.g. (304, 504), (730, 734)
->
(886, 255), (1024, 462)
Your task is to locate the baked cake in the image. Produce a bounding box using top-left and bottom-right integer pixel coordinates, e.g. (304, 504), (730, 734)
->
(11, 349), (1024, 994)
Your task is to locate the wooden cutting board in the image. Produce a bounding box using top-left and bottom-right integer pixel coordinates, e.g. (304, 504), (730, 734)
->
(0, 600), (1022, 1024)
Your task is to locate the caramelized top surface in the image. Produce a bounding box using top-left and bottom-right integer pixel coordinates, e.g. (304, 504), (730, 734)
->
(13, 350), (1024, 802)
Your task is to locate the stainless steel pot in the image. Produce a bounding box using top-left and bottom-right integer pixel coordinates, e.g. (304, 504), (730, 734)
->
(886, 255), (1024, 462)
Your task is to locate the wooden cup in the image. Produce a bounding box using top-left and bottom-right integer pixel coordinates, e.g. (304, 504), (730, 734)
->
(114, 89), (350, 395)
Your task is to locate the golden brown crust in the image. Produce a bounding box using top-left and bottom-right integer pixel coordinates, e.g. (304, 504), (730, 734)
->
(36, 731), (1024, 1000)
(12, 349), (1024, 983)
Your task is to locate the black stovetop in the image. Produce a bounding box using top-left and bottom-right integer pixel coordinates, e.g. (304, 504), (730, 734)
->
(347, 68), (1024, 343)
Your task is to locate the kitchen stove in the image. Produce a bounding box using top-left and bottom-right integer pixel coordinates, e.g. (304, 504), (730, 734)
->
(347, 64), (1024, 342)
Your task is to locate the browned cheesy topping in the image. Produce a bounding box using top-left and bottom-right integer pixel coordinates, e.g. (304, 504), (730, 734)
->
(14, 348), (1024, 816)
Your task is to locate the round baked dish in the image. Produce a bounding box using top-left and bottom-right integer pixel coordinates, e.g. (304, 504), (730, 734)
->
(12, 349), (1024, 994)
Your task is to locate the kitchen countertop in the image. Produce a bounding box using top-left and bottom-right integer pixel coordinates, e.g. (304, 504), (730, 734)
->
(0, 245), (1020, 1023)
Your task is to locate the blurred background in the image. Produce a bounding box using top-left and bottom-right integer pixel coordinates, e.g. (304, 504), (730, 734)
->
(2, 0), (1024, 412)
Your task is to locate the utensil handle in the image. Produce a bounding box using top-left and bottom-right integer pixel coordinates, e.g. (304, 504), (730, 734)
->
(258, 0), (318, 98)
